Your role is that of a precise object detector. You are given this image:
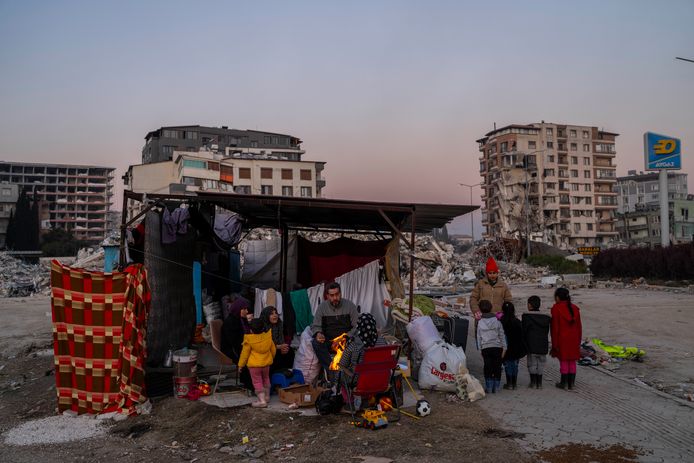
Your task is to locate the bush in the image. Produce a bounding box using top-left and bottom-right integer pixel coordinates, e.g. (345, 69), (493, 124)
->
(41, 228), (87, 257)
(590, 243), (694, 280)
(526, 254), (588, 274)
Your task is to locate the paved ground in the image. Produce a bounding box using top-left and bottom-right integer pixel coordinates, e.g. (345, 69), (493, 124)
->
(465, 284), (694, 463)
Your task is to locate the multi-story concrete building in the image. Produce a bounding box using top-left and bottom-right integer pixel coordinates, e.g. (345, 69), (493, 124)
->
(141, 125), (305, 164)
(615, 206), (662, 246)
(615, 171), (688, 214)
(476, 122), (618, 249)
(0, 162), (115, 243)
(124, 148), (326, 218)
(0, 183), (19, 248)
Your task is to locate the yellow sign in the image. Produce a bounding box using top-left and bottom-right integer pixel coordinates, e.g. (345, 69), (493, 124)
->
(653, 139), (677, 155)
(577, 246), (600, 256)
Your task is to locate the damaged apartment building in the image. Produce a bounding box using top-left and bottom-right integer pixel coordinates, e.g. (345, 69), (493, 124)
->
(476, 123), (618, 249)
(124, 125), (326, 217)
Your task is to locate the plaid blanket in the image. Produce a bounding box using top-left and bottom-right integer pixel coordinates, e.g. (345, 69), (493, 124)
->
(51, 260), (151, 415)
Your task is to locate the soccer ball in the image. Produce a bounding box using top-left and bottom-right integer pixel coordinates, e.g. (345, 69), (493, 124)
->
(415, 399), (431, 417)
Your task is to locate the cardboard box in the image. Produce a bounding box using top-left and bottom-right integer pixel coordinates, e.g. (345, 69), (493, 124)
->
(278, 384), (324, 407)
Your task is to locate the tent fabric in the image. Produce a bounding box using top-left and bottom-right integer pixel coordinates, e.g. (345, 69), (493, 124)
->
(290, 289), (313, 333)
(50, 260), (151, 415)
(335, 260), (391, 329)
(297, 237), (388, 288)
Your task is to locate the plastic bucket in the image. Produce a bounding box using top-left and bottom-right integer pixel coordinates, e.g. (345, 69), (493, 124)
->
(174, 376), (196, 398)
(173, 348), (198, 377)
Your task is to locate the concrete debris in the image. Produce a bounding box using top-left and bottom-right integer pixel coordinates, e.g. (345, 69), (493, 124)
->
(0, 252), (50, 297)
(2, 415), (109, 445)
(73, 247), (105, 271)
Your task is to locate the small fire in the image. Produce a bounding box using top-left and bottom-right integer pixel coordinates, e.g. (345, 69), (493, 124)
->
(329, 333), (348, 370)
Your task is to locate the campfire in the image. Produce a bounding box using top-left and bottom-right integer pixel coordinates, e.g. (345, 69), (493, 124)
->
(329, 333), (348, 370)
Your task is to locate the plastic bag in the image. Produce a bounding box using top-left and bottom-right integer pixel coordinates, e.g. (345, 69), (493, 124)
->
(464, 373), (485, 402)
(418, 341), (467, 392)
(406, 316), (442, 354)
(293, 327), (321, 384)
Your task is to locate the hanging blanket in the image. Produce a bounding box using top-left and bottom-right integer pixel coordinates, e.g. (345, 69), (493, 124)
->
(51, 260), (151, 415)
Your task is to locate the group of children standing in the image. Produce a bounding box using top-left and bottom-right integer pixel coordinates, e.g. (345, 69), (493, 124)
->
(476, 287), (583, 394)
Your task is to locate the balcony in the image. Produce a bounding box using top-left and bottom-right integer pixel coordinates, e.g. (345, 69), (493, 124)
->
(594, 160), (614, 168)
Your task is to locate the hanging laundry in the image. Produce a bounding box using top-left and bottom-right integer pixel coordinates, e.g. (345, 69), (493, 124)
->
(213, 213), (243, 246)
(253, 288), (283, 319)
(290, 289), (313, 333)
(306, 283), (325, 316)
(162, 207), (191, 244)
(335, 260), (391, 329)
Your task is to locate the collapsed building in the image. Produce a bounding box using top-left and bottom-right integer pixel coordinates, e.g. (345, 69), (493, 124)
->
(476, 123), (619, 250)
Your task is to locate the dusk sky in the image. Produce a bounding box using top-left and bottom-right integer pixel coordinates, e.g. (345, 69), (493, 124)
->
(1, 1), (693, 237)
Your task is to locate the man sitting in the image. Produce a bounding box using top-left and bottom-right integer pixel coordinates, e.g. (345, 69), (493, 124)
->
(310, 282), (359, 377)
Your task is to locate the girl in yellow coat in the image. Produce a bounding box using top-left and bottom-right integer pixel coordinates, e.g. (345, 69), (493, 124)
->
(238, 318), (277, 407)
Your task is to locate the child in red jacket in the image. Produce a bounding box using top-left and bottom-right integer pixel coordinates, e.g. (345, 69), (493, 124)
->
(550, 287), (582, 390)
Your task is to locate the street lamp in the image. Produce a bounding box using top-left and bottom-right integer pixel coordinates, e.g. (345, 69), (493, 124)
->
(459, 183), (481, 243)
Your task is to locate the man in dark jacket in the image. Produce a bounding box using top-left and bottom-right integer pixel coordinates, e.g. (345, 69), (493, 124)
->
(522, 295), (551, 389)
(310, 282), (359, 374)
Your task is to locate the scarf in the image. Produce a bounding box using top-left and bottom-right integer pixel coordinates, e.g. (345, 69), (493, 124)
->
(260, 306), (284, 345)
(354, 313), (378, 348)
(229, 297), (251, 334)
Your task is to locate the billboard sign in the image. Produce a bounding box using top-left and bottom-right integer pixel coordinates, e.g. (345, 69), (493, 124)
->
(644, 132), (681, 170)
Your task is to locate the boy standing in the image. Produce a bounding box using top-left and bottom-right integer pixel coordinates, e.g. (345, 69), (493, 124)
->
(522, 295), (551, 389)
(476, 299), (507, 393)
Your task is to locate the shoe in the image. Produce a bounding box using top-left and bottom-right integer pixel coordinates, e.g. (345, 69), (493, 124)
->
(568, 373), (576, 390)
(536, 375), (543, 389)
(494, 379), (502, 393)
(511, 375), (518, 390)
(252, 392), (268, 408)
(484, 378), (492, 393)
(528, 374), (537, 388)
(503, 377), (513, 390)
(555, 374), (568, 390)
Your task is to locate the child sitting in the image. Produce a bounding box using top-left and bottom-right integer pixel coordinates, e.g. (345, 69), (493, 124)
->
(476, 299), (507, 393)
(238, 318), (277, 407)
(522, 295), (551, 389)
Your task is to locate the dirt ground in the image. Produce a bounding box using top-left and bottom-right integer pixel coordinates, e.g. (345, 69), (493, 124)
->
(1, 285), (693, 462)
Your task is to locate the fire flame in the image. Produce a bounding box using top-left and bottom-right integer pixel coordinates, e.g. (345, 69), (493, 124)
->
(329, 333), (348, 370)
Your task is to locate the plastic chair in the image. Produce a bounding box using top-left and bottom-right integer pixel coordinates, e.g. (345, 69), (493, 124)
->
(341, 344), (401, 419)
(209, 319), (240, 394)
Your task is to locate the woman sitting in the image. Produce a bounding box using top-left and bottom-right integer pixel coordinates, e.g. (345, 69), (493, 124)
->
(260, 305), (295, 373)
(221, 297), (254, 390)
(338, 313), (386, 387)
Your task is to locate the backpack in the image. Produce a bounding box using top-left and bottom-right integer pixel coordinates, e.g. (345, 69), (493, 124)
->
(315, 389), (344, 415)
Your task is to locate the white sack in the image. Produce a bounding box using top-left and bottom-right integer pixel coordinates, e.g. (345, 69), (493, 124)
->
(418, 342), (467, 392)
(293, 327), (321, 384)
(406, 316), (442, 354)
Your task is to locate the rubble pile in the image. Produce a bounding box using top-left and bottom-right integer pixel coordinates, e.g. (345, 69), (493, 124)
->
(72, 247), (105, 271)
(0, 253), (50, 297)
(400, 234), (553, 290)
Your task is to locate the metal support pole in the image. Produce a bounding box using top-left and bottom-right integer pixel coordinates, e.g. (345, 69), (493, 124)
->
(526, 168), (531, 257)
(118, 194), (128, 268)
(660, 170), (669, 247)
(280, 225), (288, 292)
(407, 208), (416, 322)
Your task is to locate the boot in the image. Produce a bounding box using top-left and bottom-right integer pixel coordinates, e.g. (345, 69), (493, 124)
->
(555, 374), (568, 390)
(503, 374), (513, 390)
(252, 392), (268, 408)
(528, 374), (537, 388)
(567, 373), (576, 390)
(536, 374), (543, 389)
(511, 375), (518, 390)
(494, 379), (502, 393)
(484, 378), (492, 393)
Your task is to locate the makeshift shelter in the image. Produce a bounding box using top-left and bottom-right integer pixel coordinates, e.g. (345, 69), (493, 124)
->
(119, 190), (476, 367)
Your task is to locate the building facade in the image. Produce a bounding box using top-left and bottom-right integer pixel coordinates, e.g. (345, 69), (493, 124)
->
(124, 148), (326, 218)
(142, 125), (305, 164)
(476, 123), (618, 249)
(0, 183), (19, 248)
(615, 171), (688, 214)
(615, 206), (662, 246)
(0, 162), (115, 243)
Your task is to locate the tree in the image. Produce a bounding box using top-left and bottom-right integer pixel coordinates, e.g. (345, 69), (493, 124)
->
(41, 228), (86, 257)
(6, 190), (39, 250)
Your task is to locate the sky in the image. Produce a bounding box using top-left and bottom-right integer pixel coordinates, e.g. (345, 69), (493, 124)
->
(1, 0), (693, 237)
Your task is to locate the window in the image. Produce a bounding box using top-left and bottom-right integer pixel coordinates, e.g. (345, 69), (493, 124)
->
(547, 155), (555, 163)
(184, 131), (198, 140)
(546, 128), (553, 138)
(587, 223), (593, 231)
(282, 186), (293, 196)
(208, 161), (219, 171)
(261, 185), (273, 195)
(574, 223), (581, 232)
(570, 143), (577, 151)
(528, 141), (536, 149)
(585, 184), (592, 192)
(162, 145), (174, 157)
(500, 142), (508, 153)
(570, 130), (577, 138)
(235, 185), (251, 194)
(584, 170), (591, 178)
(585, 197), (592, 204)
(220, 165), (233, 183)
(300, 169), (312, 181)
(260, 168), (273, 179)
(264, 136), (271, 144)
(573, 210), (581, 217)
(544, 169), (555, 177)
(547, 141), (554, 148)
(572, 184), (580, 191)
(584, 157), (591, 165)
(571, 169), (579, 178)
(162, 130), (180, 139)
(238, 168), (251, 179)
(300, 186), (312, 197)
(583, 144), (590, 152)
(281, 169), (293, 180)
(183, 159), (206, 169)
(571, 156), (578, 164)
(250, 141), (258, 148)
(595, 143), (616, 153)
(203, 179), (218, 190)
